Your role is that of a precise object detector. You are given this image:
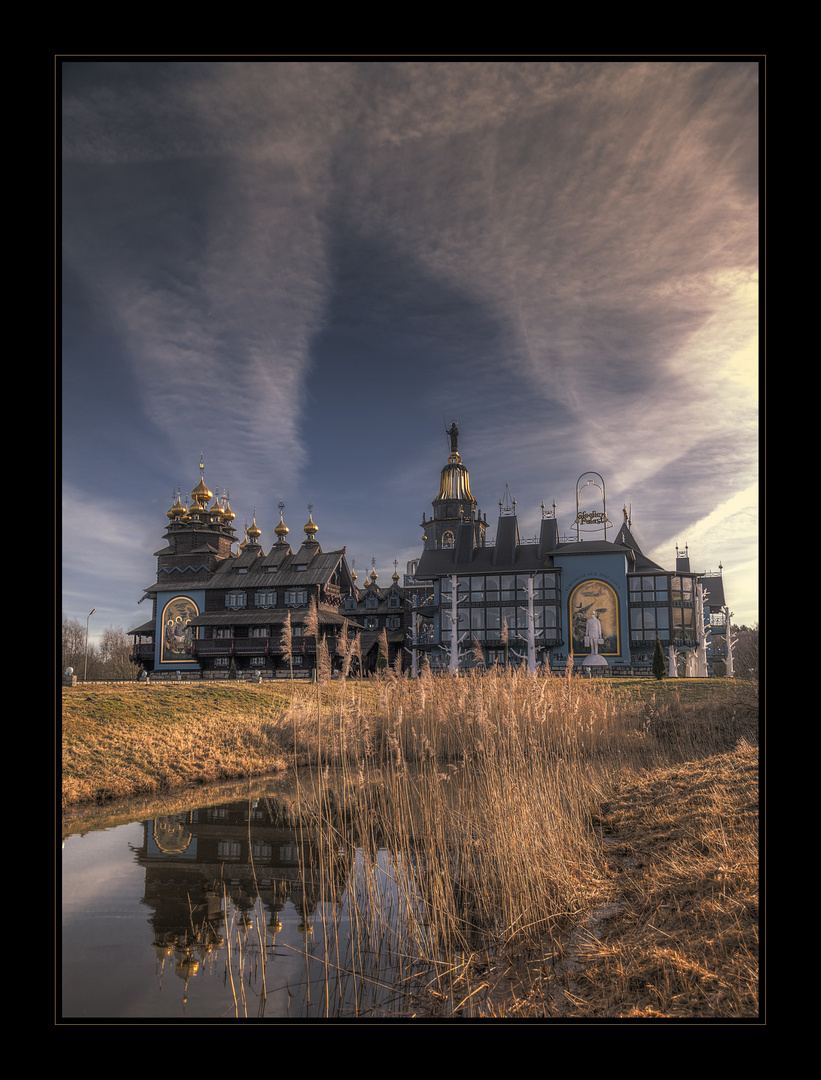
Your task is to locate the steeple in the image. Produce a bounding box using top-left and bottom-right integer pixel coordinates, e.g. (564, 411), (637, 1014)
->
(424, 422), (487, 552)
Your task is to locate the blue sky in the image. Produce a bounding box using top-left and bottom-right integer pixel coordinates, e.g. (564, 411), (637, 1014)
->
(61, 59), (760, 641)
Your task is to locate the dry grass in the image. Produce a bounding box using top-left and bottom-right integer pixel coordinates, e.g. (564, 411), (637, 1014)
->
(61, 671), (759, 1019)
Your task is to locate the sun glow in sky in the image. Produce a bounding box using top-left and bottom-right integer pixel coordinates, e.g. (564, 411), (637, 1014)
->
(61, 59), (760, 640)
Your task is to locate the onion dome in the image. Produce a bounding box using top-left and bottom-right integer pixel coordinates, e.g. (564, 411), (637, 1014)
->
(303, 506), (319, 539)
(246, 511), (262, 544)
(209, 488), (224, 522)
(274, 504), (289, 541)
(221, 490), (235, 525)
(189, 455), (212, 514)
(167, 489), (186, 521)
(191, 477), (212, 509)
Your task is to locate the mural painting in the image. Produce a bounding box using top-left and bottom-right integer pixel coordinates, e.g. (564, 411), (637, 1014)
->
(569, 580), (619, 656)
(160, 596), (198, 663)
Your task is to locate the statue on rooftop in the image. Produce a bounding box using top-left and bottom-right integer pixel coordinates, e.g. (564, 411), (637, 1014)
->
(447, 421), (459, 455)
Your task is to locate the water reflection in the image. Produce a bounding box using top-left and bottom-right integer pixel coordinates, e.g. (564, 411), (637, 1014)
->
(62, 780), (451, 1020)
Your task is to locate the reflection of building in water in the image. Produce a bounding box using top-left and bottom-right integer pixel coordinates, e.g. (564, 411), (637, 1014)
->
(132, 798), (353, 997)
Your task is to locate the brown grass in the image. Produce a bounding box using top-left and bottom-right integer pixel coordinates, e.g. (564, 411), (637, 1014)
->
(61, 672), (759, 1019)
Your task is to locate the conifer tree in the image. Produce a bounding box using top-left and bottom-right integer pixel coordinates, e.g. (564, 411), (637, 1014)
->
(652, 637), (666, 680)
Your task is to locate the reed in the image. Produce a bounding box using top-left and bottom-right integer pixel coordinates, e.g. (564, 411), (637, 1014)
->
(283, 669), (758, 1017)
(62, 672), (758, 1017)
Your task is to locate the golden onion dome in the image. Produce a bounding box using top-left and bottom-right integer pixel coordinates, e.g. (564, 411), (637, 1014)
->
(275, 510), (289, 539)
(209, 490), (224, 520)
(246, 513), (262, 543)
(221, 494), (235, 524)
(191, 476), (212, 507)
(303, 508), (318, 538)
(167, 492), (186, 521)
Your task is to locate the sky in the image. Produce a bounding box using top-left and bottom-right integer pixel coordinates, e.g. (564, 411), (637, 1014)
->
(61, 59), (761, 643)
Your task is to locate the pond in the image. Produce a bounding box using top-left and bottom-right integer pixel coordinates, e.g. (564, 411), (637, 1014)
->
(61, 774), (477, 1020)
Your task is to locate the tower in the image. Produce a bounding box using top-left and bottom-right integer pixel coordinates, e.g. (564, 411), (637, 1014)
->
(421, 422), (487, 553)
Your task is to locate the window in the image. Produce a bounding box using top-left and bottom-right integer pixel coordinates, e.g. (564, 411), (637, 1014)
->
(389, 595), (400, 608)
(266, 565), (278, 573)
(250, 655), (266, 666)
(671, 576), (693, 602)
(345, 596), (357, 610)
(285, 589), (308, 606)
(441, 531), (454, 548)
(366, 596), (377, 610)
(255, 590), (277, 607)
(365, 616), (378, 630)
(631, 607), (670, 643)
(250, 627), (268, 638)
(215, 628), (233, 639)
(218, 840), (241, 859)
(214, 656), (230, 666)
(388, 616), (401, 629)
(226, 592), (246, 609)
(630, 575), (669, 602)
(500, 575), (519, 602)
(533, 573), (558, 601)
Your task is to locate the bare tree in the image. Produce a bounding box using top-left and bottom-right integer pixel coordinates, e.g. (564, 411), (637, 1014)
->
(733, 623), (759, 680)
(99, 625), (139, 680)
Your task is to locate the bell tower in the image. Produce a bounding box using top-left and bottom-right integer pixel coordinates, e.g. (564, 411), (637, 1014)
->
(421, 422), (487, 552)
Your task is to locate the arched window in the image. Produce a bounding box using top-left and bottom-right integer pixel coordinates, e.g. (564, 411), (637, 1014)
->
(441, 531), (455, 549)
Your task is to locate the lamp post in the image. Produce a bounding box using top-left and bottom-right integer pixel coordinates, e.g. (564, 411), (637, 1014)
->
(84, 608), (96, 683)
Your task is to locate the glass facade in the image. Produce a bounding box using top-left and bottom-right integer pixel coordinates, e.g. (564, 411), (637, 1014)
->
(439, 572), (560, 645)
(628, 573), (698, 646)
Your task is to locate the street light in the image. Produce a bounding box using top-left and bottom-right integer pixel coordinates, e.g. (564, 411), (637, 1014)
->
(84, 608), (96, 683)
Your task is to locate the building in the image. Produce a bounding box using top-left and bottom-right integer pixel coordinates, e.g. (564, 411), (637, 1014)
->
(410, 425), (730, 675)
(129, 460), (361, 678)
(130, 433), (732, 679)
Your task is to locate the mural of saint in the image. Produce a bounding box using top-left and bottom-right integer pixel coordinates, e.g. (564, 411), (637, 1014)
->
(569, 581), (619, 656)
(160, 596), (198, 663)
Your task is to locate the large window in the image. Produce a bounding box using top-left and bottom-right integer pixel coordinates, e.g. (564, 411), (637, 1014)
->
(438, 573), (559, 643)
(255, 591), (277, 608)
(285, 589), (308, 606)
(629, 575), (669, 601)
(225, 592), (246, 609)
(630, 607), (670, 643)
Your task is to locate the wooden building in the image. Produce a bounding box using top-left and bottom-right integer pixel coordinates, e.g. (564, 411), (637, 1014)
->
(129, 460), (359, 678)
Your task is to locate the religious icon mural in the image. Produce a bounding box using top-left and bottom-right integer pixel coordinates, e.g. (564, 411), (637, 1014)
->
(160, 596), (198, 663)
(569, 580), (619, 656)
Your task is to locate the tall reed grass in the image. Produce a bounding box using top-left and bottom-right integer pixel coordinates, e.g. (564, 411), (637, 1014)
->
(281, 669), (757, 1017)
